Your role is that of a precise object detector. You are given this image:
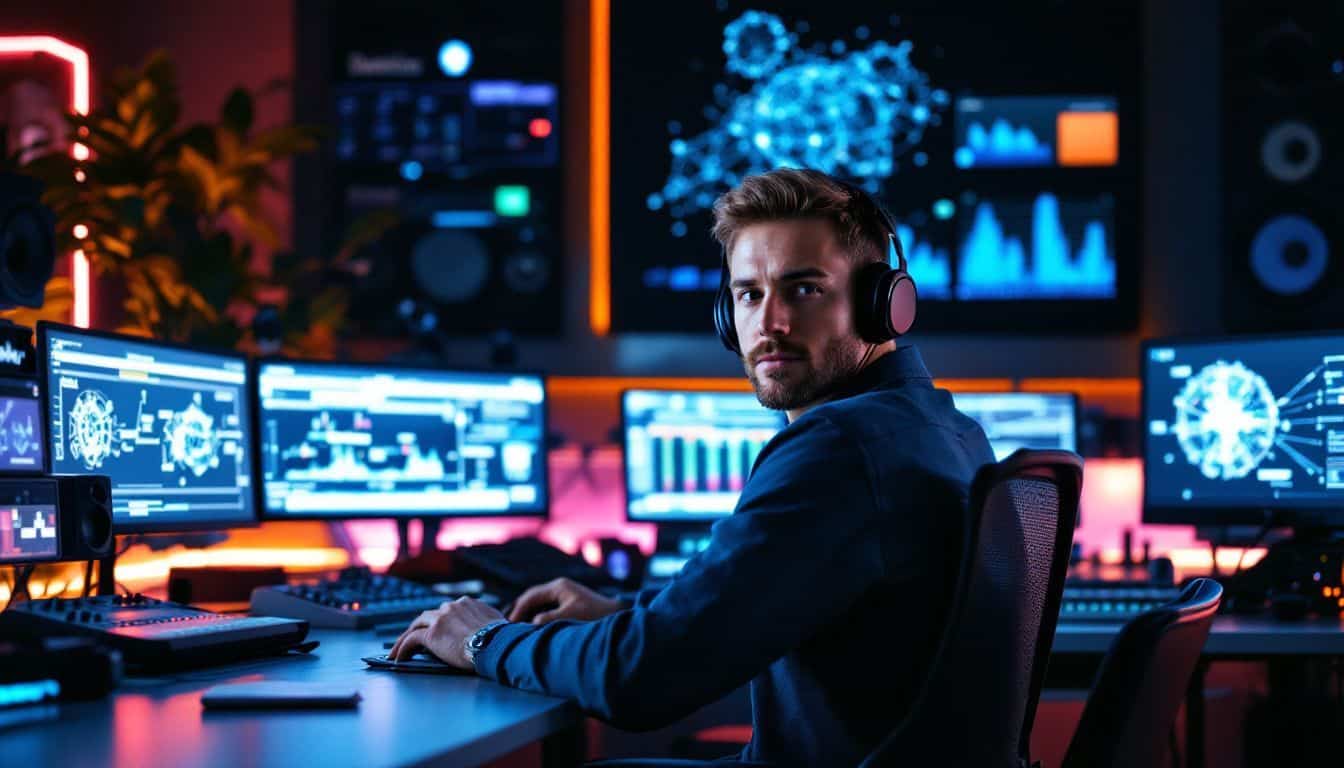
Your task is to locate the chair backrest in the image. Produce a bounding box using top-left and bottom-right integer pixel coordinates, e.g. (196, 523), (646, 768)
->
(1061, 577), (1223, 768)
(860, 449), (1083, 768)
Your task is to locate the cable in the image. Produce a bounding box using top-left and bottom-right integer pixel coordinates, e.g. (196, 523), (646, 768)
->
(82, 559), (95, 598)
(1232, 522), (1273, 580)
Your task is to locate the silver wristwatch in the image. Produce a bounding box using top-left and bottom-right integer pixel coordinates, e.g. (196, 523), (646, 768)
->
(464, 619), (509, 666)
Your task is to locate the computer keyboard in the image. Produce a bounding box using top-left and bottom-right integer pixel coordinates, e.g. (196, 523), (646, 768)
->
(452, 537), (617, 591)
(1059, 582), (1183, 622)
(250, 571), (451, 629)
(0, 594), (309, 670)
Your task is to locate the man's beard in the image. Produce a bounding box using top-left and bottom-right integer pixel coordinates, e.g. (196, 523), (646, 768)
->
(744, 336), (866, 411)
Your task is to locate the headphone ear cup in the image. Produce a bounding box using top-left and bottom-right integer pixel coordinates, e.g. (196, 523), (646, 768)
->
(853, 262), (918, 343)
(714, 272), (740, 353)
(887, 270), (917, 337)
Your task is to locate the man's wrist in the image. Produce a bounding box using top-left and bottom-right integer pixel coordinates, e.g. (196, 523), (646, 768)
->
(464, 619), (509, 667)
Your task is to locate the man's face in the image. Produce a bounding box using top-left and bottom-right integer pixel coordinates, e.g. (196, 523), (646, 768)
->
(728, 218), (868, 413)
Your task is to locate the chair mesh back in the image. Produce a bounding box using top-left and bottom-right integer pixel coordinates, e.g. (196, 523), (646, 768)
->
(862, 460), (1071, 768)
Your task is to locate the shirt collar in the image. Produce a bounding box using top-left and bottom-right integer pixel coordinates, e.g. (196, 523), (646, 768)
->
(831, 344), (931, 400)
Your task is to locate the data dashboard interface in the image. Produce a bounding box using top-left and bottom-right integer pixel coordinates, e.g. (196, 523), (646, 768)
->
(258, 362), (547, 519)
(42, 325), (254, 532)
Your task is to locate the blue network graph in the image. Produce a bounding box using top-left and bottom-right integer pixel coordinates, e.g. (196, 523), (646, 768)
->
(955, 119), (1052, 168)
(956, 193), (1115, 300)
(897, 225), (951, 299)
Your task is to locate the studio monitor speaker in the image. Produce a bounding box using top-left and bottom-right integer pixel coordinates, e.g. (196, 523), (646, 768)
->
(1222, 1), (1344, 332)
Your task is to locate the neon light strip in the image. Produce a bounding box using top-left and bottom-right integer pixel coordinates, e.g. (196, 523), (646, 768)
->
(0, 36), (91, 326)
(589, 0), (611, 334)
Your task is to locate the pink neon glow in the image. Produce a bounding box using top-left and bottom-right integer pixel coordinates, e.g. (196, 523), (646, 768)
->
(342, 451), (1223, 580)
(344, 446), (658, 570)
(0, 35), (91, 326)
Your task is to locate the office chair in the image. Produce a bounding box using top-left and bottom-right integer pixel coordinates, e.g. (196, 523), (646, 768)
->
(1060, 577), (1223, 768)
(855, 448), (1083, 768)
(589, 449), (1082, 768)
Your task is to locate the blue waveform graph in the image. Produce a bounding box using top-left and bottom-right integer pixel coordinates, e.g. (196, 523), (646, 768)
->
(896, 225), (951, 299)
(955, 119), (1052, 168)
(955, 193), (1116, 301)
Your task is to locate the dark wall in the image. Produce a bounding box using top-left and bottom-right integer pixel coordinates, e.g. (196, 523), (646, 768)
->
(4, 0), (1221, 378)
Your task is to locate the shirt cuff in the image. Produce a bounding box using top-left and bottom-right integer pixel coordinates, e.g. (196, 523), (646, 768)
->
(472, 621), (536, 681)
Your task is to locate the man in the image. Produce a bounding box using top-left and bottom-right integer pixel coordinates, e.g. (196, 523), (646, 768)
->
(391, 168), (995, 766)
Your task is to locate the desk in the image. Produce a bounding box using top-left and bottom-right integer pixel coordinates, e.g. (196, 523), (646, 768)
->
(6, 629), (584, 768)
(1053, 616), (1344, 768)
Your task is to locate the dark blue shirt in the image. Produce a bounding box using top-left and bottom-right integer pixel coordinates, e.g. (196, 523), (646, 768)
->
(475, 346), (995, 766)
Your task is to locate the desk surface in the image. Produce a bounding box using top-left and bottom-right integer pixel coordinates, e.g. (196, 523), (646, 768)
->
(6, 629), (581, 768)
(1054, 615), (1344, 657)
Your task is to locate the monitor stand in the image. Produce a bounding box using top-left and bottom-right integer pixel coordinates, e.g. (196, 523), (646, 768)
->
(394, 517), (444, 562)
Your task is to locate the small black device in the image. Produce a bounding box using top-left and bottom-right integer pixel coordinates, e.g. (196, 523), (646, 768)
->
(200, 681), (362, 709)
(0, 636), (122, 707)
(713, 175), (917, 354)
(0, 593), (310, 671)
(0, 474), (113, 564)
(447, 537), (617, 592)
(249, 568), (453, 629)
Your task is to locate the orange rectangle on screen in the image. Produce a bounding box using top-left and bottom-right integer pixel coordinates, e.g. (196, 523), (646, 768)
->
(1056, 110), (1118, 166)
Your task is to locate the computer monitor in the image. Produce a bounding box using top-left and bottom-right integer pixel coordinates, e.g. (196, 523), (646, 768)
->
(1143, 333), (1344, 528)
(39, 323), (256, 533)
(256, 360), (548, 519)
(622, 389), (786, 523)
(951, 392), (1079, 461)
(608, 2), (1139, 333)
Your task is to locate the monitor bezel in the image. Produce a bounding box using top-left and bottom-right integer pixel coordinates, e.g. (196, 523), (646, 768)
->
(619, 386), (781, 525)
(251, 355), (551, 522)
(37, 320), (260, 534)
(1140, 330), (1344, 528)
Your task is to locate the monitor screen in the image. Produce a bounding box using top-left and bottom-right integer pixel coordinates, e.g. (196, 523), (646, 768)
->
(257, 361), (548, 519)
(608, 0), (1138, 333)
(0, 504), (59, 564)
(623, 389), (786, 522)
(0, 377), (44, 474)
(1143, 334), (1344, 526)
(951, 392), (1078, 461)
(40, 324), (256, 533)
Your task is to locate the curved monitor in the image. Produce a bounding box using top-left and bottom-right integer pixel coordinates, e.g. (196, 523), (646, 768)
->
(257, 360), (548, 520)
(39, 322), (256, 533)
(622, 389), (786, 523)
(1143, 333), (1344, 527)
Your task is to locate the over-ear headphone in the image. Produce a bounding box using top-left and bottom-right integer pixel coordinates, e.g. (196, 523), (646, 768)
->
(713, 176), (918, 354)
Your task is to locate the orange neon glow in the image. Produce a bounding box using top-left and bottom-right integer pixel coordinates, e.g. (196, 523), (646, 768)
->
(0, 36), (91, 326)
(1019, 377), (1140, 399)
(589, 0), (611, 335)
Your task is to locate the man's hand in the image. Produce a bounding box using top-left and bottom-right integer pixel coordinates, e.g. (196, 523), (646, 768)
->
(507, 577), (623, 624)
(389, 597), (506, 668)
